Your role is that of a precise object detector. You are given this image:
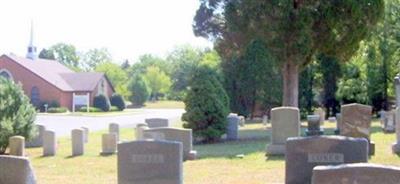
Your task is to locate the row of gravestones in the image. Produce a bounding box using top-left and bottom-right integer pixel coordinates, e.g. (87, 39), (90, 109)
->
(266, 104), (400, 183)
(1, 118), (199, 184)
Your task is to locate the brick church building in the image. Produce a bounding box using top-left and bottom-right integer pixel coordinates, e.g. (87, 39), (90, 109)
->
(0, 27), (114, 111)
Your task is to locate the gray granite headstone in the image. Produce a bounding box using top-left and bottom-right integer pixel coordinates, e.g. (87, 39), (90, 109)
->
(43, 130), (56, 156)
(226, 114), (239, 140)
(71, 129), (84, 156)
(340, 103), (374, 155)
(118, 140), (183, 184)
(109, 123), (120, 142)
(238, 115), (245, 127)
(392, 107), (400, 153)
(26, 124), (45, 148)
(285, 136), (368, 184)
(143, 128), (197, 160)
(382, 110), (396, 133)
(81, 126), (89, 143)
(312, 163), (400, 184)
(145, 118), (170, 128)
(100, 133), (117, 155)
(9, 136), (25, 156)
(314, 107), (326, 126)
(0, 155), (36, 184)
(334, 113), (342, 135)
(266, 107), (300, 155)
(136, 123), (149, 140)
(306, 115), (323, 136)
(394, 74), (400, 107)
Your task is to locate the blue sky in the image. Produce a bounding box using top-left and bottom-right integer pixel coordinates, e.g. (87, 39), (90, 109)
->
(0, 0), (212, 63)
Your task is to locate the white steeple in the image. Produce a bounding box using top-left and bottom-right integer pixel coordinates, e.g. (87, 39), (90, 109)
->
(26, 21), (37, 60)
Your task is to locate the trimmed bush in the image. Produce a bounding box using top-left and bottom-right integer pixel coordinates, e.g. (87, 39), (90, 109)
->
(0, 77), (37, 154)
(78, 106), (102, 112)
(93, 94), (111, 112)
(128, 75), (150, 106)
(110, 93), (125, 111)
(47, 107), (68, 113)
(182, 67), (230, 142)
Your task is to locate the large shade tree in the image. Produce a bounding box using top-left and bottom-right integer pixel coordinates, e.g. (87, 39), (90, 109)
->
(193, 0), (384, 107)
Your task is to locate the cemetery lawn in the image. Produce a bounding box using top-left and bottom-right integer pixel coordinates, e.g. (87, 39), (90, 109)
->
(26, 120), (400, 184)
(143, 100), (185, 109)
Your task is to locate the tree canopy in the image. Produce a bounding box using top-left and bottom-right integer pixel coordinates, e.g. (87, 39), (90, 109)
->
(194, 0), (385, 107)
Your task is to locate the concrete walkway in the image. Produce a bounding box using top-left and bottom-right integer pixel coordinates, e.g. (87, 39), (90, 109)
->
(35, 109), (184, 137)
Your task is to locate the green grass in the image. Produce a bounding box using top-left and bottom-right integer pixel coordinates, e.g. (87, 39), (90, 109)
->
(26, 120), (400, 184)
(143, 100), (185, 109)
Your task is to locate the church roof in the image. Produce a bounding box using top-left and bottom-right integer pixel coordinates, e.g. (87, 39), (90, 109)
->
(2, 54), (109, 92)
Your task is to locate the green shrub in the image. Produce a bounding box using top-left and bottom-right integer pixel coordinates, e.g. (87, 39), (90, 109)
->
(78, 106), (102, 112)
(182, 67), (230, 142)
(110, 93), (125, 111)
(49, 100), (60, 108)
(128, 75), (150, 106)
(93, 94), (111, 112)
(0, 78), (37, 154)
(110, 106), (119, 112)
(47, 107), (68, 113)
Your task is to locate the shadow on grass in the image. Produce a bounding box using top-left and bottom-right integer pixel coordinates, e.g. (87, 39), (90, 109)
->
(65, 155), (80, 159)
(266, 155), (285, 161)
(194, 138), (268, 159)
(194, 128), (270, 159)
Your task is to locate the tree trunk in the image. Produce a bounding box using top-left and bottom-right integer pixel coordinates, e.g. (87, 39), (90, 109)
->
(282, 62), (299, 107)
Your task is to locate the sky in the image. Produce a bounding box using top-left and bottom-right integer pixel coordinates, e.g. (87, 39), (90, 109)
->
(0, 0), (212, 63)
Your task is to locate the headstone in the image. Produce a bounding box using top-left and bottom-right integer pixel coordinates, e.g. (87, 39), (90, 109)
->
(143, 128), (197, 160)
(314, 107), (326, 125)
(26, 124), (45, 148)
(81, 126), (89, 143)
(100, 133), (117, 155)
(9, 136), (25, 156)
(340, 103), (374, 155)
(71, 129), (84, 156)
(306, 115), (324, 136)
(382, 110), (396, 133)
(262, 115), (268, 125)
(285, 136), (369, 184)
(118, 140), (183, 184)
(312, 163), (400, 184)
(43, 130), (56, 156)
(392, 107), (400, 153)
(394, 74), (400, 107)
(145, 118), (169, 128)
(226, 114), (239, 140)
(328, 117), (336, 123)
(136, 123), (149, 140)
(266, 107), (300, 155)
(109, 123), (120, 142)
(238, 115), (245, 127)
(0, 155), (36, 184)
(334, 113), (341, 135)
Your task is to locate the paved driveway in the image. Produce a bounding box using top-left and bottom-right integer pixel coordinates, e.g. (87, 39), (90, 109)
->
(35, 109), (184, 137)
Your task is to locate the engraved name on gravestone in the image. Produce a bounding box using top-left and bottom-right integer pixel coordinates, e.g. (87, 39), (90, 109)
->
(118, 140), (183, 184)
(285, 136), (368, 184)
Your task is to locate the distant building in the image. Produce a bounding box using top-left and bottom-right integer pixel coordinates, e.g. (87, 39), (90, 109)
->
(0, 24), (114, 111)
